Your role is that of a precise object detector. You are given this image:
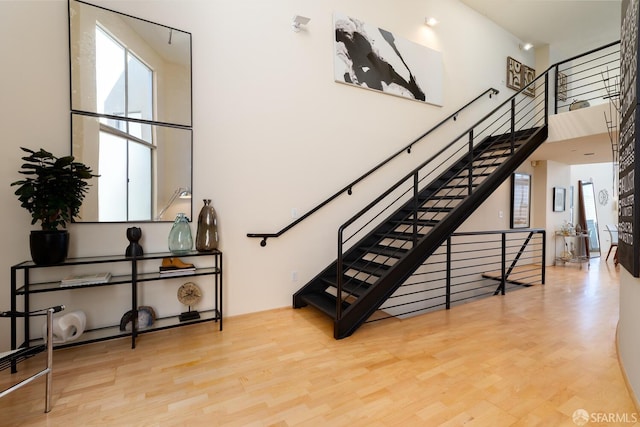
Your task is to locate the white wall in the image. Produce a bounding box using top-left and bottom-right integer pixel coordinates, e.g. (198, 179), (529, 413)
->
(0, 0), (538, 348)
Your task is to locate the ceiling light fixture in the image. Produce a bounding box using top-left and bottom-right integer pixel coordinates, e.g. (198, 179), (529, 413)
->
(292, 15), (310, 32)
(519, 43), (534, 51)
(425, 17), (439, 27)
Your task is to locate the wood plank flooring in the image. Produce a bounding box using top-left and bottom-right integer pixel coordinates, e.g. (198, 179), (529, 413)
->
(1, 259), (638, 426)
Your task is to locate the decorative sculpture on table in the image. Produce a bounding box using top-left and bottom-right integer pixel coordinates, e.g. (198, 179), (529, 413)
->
(119, 306), (157, 331)
(177, 282), (202, 321)
(42, 310), (86, 343)
(125, 226), (144, 257)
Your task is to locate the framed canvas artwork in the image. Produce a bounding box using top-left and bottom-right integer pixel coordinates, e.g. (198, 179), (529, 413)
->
(553, 187), (566, 212)
(523, 65), (536, 97)
(333, 12), (444, 106)
(506, 57), (522, 91)
(557, 72), (568, 101)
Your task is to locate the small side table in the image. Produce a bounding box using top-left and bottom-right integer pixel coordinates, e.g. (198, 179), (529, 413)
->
(554, 232), (590, 269)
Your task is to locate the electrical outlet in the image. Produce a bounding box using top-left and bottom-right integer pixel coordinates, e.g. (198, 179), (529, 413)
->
(291, 208), (299, 219)
(291, 271), (298, 282)
(499, 210), (504, 218)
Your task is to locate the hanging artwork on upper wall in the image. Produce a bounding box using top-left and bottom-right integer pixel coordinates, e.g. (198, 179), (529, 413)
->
(506, 57), (523, 91)
(557, 72), (568, 101)
(506, 57), (536, 97)
(522, 65), (536, 97)
(333, 12), (443, 106)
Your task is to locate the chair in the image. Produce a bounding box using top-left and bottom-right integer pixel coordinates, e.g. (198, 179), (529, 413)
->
(0, 305), (64, 413)
(605, 224), (618, 264)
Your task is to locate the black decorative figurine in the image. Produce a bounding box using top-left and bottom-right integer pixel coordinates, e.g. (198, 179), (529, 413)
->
(125, 227), (144, 257)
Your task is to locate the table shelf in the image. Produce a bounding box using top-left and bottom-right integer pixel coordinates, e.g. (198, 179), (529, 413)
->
(11, 250), (222, 356)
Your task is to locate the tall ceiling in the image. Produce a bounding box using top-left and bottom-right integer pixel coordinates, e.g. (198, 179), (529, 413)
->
(460, 0), (622, 165)
(460, 0), (621, 58)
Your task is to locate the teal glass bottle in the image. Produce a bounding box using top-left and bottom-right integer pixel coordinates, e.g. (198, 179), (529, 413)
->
(168, 213), (193, 254)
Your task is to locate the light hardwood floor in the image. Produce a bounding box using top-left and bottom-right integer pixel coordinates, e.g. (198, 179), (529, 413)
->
(1, 259), (638, 426)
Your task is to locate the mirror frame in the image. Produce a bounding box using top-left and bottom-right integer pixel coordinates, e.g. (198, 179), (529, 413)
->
(68, 0), (193, 223)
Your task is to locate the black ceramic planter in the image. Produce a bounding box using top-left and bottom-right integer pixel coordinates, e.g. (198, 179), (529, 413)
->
(30, 230), (69, 265)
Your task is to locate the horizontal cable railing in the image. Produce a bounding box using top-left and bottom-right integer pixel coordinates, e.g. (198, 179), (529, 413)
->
(247, 87), (499, 246)
(554, 40), (620, 113)
(366, 229), (545, 322)
(335, 71), (548, 319)
(335, 41), (619, 321)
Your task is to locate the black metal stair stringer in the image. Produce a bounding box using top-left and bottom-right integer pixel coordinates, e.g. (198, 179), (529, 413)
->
(293, 126), (548, 339)
(333, 125), (548, 338)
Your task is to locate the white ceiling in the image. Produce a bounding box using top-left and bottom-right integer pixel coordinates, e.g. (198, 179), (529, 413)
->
(530, 134), (616, 164)
(460, 0), (622, 165)
(460, 0), (621, 58)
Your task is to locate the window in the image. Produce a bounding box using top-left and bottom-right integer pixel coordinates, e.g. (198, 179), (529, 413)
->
(95, 26), (153, 221)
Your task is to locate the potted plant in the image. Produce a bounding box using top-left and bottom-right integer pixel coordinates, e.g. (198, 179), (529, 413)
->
(11, 147), (97, 265)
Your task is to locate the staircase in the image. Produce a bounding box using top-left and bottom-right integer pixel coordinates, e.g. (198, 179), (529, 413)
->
(294, 125), (548, 339)
(244, 41), (619, 340)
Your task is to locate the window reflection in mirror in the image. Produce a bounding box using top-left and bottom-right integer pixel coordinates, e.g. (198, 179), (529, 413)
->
(96, 26), (153, 123)
(70, 0), (191, 126)
(579, 180), (601, 256)
(73, 114), (192, 222)
(69, 0), (192, 222)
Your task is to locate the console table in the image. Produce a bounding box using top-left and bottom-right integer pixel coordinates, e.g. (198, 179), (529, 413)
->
(10, 250), (222, 355)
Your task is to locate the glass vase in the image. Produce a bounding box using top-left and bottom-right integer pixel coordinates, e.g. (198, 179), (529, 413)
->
(168, 213), (193, 254)
(196, 199), (219, 251)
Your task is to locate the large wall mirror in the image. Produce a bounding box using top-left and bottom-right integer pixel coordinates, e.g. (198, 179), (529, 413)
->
(69, 0), (192, 222)
(578, 180), (601, 257)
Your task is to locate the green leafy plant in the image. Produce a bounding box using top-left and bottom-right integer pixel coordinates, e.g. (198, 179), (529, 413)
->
(11, 147), (98, 231)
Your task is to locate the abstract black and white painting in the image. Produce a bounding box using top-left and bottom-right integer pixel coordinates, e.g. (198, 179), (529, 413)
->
(333, 12), (443, 106)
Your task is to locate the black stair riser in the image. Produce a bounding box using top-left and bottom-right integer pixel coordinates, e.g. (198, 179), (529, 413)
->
(320, 276), (371, 297)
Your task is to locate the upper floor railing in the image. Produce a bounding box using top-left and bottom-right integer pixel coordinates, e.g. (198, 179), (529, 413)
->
(554, 41), (620, 113)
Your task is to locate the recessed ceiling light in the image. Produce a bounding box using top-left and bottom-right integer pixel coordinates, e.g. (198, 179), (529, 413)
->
(425, 17), (439, 27)
(519, 43), (534, 51)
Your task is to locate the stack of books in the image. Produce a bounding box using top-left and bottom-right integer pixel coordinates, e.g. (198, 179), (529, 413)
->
(61, 272), (111, 287)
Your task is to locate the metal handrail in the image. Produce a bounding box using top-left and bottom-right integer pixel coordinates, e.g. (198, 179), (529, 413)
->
(334, 67), (549, 320)
(329, 42), (620, 325)
(554, 40), (620, 113)
(247, 87), (500, 246)
(554, 40), (620, 70)
(338, 76), (547, 241)
(247, 41), (620, 248)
